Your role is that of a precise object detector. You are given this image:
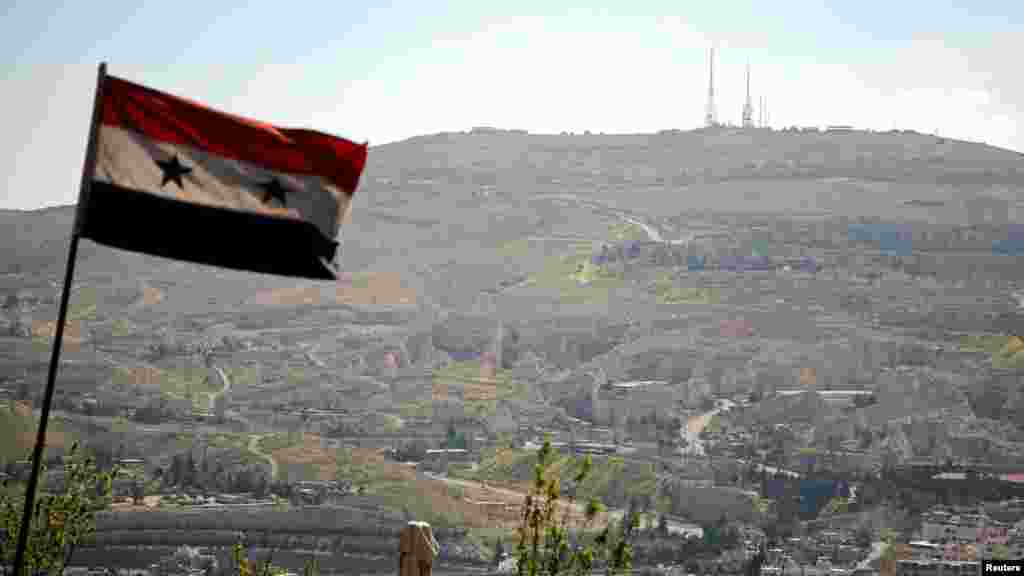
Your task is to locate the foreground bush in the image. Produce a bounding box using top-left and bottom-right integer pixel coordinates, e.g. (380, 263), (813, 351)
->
(0, 443), (117, 576)
(514, 438), (636, 576)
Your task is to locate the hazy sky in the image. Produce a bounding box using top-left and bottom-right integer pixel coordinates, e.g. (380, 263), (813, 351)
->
(3, 0), (1021, 210)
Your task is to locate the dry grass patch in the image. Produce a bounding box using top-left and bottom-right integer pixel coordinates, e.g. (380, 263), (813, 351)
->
(525, 249), (626, 306)
(364, 457), (525, 529)
(32, 320), (86, 351)
(432, 381), (450, 401)
(248, 285), (322, 307)
(109, 495), (162, 511)
(286, 445), (526, 529)
(497, 238), (533, 258)
(111, 364), (216, 411)
(141, 283), (164, 307)
(609, 222), (648, 242)
(2, 401), (70, 461)
(959, 333), (1024, 370)
(397, 400), (432, 419)
(687, 412), (715, 435)
(113, 365), (164, 386)
(462, 381), (498, 401)
(248, 271), (417, 307)
(32, 285), (101, 347)
(432, 360), (521, 404)
(110, 319), (134, 337)
(270, 433), (339, 482)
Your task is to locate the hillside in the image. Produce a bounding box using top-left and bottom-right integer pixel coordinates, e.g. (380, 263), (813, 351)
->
(2, 126), (1023, 539)
(4, 127), (1022, 280)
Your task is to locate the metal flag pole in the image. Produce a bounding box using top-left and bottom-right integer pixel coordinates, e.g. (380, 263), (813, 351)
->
(11, 61), (107, 576)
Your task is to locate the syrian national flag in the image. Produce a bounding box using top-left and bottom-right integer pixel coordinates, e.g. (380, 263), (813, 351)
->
(78, 73), (368, 280)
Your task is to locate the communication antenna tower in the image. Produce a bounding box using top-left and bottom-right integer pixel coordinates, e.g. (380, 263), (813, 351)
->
(742, 62), (754, 128)
(704, 47), (717, 128)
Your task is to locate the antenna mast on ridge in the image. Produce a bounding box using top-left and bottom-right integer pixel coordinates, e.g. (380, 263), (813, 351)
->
(704, 47), (717, 128)
(742, 62), (754, 128)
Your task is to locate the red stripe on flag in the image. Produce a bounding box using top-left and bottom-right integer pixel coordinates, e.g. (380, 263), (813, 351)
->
(100, 76), (368, 194)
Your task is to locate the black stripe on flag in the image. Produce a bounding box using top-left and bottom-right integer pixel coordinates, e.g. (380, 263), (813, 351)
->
(79, 181), (339, 279)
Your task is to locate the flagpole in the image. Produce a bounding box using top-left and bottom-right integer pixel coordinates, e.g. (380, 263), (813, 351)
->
(11, 61), (106, 576)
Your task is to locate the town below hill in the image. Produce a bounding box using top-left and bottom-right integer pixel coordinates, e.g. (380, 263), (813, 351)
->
(1, 125), (1023, 575)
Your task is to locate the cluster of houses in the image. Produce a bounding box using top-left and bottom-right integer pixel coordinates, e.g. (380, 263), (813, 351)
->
(866, 504), (1024, 576)
(913, 507), (1024, 560)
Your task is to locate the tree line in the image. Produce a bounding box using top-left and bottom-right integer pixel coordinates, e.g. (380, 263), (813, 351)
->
(158, 450), (275, 498)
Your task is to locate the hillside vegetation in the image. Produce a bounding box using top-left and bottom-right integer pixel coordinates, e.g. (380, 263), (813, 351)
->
(0, 401), (72, 462)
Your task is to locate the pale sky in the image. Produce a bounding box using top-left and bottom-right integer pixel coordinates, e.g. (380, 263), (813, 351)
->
(2, 0), (1021, 210)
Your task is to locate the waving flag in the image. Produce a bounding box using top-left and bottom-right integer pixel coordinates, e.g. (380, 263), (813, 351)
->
(78, 74), (368, 279)
(15, 64), (371, 576)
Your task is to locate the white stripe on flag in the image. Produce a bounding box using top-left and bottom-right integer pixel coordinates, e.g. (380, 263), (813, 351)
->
(93, 125), (349, 241)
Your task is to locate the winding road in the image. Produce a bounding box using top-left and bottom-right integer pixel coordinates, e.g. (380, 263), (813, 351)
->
(212, 364), (279, 480)
(526, 194), (670, 244)
(247, 433), (280, 481)
(210, 363), (279, 481)
(207, 364), (232, 412)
